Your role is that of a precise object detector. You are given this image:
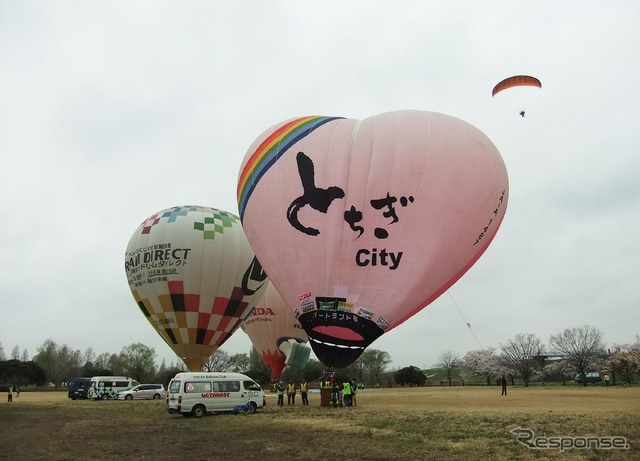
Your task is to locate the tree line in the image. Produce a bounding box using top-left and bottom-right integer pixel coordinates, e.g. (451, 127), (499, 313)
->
(0, 336), (393, 391)
(0, 339), (273, 389)
(2, 324), (638, 390)
(423, 325), (640, 387)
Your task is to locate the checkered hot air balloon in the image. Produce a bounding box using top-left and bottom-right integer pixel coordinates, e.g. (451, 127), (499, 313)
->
(125, 206), (268, 371)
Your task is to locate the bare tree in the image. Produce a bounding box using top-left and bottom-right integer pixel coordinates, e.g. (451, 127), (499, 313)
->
(108, 353), (124, 375)
(203, 350), (232, 372)
(549, 325), (605, 387)
(11, 345), (20, 360)
(32, 339), (82, 388)
(94, 352), (114, 372)
(499, 333), (543, 386)
(82, 347), (96, 367)
(346, 357), (366, 384)
(0, 342), (5, 361)
(435, 349), (460, 386)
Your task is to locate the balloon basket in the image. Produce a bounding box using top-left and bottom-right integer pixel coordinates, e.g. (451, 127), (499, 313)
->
(320, 388), (332, 407)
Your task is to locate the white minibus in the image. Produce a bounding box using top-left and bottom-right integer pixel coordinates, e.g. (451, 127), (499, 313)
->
(87, 376), (140, 400)
(167, 372), (265, 417)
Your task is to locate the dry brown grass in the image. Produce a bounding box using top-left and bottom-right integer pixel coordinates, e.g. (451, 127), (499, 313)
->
(2, 386), (639, 460)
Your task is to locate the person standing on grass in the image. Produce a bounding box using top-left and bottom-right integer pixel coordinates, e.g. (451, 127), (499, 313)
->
(331, 380), (340, 407)
(351, 378), (358, 406)
(276, 381), (284, 406)
(287, 380), (296, 405)
(501, 374), (507, 396)
(299, 379), (309, 406)
(342, 377), (352, 407)
(7, 385), (13, 403)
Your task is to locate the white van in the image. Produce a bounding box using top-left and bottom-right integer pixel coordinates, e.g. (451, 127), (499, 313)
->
(87, 376), (140, 400)
(167, 372), (266, 417)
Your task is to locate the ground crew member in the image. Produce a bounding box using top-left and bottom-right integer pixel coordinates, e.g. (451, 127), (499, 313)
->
(276, 381), (284, 406)
(351, 378), (357, 406)
(287, 380), (296, 405)
(342, 378), (352, 407)
(330, 381), (340, 407)
(300, 379), (309, 405)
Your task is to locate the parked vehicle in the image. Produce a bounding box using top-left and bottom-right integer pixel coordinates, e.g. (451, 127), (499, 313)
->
(87, 376), (140, 400)
(68, 377), (92, 400)
(167, 372), (265, 417)
(118, 384), (165, 400)
(574, 372), (602, 383)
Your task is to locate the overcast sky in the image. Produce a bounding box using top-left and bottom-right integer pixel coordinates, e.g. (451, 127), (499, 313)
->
(1, 1), (638, 371)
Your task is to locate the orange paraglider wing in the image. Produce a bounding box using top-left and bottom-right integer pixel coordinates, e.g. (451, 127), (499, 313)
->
(492, 75), (541, 97)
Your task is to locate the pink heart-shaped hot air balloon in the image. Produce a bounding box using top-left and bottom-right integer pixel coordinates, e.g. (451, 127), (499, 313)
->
(237, 110), (508, 368)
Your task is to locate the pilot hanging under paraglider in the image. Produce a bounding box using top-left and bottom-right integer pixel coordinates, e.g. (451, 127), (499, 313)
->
(491, 75), (541, 119)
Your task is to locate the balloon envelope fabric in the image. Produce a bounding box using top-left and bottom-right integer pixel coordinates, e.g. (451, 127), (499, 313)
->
(125, 205), (268, 371)
(237, 111), (508, 368)
(241, 283), (309, 380)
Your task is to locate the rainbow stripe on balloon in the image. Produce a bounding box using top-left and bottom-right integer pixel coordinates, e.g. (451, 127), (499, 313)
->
(237, 115), (343, 220)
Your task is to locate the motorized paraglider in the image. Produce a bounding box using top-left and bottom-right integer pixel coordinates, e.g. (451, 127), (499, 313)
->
(492, 75), (542, 117)
(241, 283), (310, 380)
(237, 110), (509, 369)
(124, 205), (268, 371)
(491, 75), (541, 97)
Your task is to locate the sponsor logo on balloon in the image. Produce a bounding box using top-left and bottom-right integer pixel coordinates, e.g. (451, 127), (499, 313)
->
(241, 256), (267, 296)
(154, 317), (175, 326)
(315, 310), (361, 325)
(355, 248), (403, 270)
(344, 193), (415, 240)
(337, 301), (354, 312)
(286, 151), (413, 270)
(473, 189), (507, 246)
(249, 307), (276, 316)
(125, 246), (192, 272)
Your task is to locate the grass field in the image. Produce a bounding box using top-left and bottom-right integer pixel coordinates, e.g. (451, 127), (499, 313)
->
(1, 386), (639, 460)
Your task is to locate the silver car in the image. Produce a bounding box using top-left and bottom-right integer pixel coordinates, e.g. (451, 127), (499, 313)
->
(117, 384), (166, 400)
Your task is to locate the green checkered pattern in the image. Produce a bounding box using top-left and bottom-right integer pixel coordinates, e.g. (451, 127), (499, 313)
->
(193, 209), (240, 239)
